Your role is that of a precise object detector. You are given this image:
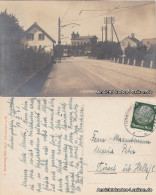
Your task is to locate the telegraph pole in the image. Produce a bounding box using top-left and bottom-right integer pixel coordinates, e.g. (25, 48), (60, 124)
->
(112, 23), (120, 43)
(58, 17), (61, 63)
(58, 17), (80, 63)
(102, 26), (104, 42)
(105, 17), (108, 42)
(104, 17), (119, 43)
(111, 16), (113, 42)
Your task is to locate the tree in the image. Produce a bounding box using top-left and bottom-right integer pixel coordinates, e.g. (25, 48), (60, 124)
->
(125, 45), (147, 61)
(90, 41), (122, 59)
(125, 46), (137, 59)
(0, 10), (23, 49)
(0, 10), (52, 95)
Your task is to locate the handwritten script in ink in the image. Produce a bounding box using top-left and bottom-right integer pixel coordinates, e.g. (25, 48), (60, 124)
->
(7, 97), (84, 193)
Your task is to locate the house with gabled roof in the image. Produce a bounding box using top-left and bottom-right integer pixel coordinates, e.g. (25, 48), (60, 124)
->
(142, 38), (156, 48)
(120, 33), (141, 52)
(22, 22), (56, 56)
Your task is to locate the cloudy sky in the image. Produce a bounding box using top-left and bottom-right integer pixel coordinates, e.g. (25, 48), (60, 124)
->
(0, 1), (155, 44)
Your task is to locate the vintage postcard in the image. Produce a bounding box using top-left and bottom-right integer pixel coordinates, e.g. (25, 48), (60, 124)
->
(0, 97), (156, 194)
(0, 1), (156, 97)
(0, 0), (156, 194)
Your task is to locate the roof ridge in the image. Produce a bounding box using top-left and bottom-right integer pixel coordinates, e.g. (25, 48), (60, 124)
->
(142, 38), (156, 40)
(74, 35), (97, 40)
(25, 22), (56, 43)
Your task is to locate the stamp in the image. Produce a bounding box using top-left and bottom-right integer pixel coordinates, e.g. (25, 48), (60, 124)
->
(131, 102), (156, 131)
(124, 102), (156, 137)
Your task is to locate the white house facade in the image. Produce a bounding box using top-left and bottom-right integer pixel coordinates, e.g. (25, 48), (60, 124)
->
(22, 22), (56, 56)
(120, 33), (140, 52)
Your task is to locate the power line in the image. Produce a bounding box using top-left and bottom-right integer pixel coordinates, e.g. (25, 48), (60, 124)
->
(64, 2), (153, 23)
(61, 8), (69, 22)
(79, 9), (111, 15)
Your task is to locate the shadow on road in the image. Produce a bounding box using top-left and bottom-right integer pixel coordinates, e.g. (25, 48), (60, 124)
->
(10, 62), (55, 97)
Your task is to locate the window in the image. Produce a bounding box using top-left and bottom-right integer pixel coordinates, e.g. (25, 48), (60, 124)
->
(27, 33), (34, 40)
(39, 34), (45, 40)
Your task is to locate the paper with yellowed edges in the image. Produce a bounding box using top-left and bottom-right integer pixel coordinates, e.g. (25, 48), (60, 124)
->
(0, 1), (156, 96)
(0, 97), (156, 195)
(0, 0), (156, 195)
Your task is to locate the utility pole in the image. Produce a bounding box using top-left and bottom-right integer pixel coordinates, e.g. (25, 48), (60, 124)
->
(105, 17), (108, 42)
(102, 26), (104, 42)
(111, 16), (113, 42)
(112, 23), (120, 43)
(58, 17), (61, 63)
(104, 17), (119, 43)
(58, 17), (80, 63)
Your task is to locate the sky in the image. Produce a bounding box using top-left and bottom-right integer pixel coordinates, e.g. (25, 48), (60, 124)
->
(0, 1), (155, 44)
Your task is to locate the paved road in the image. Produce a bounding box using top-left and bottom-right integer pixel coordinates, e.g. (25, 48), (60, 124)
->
(12, 57), (156, 97)
(40, 57), (156, 97)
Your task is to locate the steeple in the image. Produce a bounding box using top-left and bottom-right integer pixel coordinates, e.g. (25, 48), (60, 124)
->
(76, 31), (79, 38)
(71, 31), (75, 40)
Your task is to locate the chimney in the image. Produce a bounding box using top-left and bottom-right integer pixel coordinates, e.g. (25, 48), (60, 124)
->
(131, 33), (135, 38)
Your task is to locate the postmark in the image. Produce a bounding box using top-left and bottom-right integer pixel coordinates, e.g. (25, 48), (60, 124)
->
(124, 102), (156, 137)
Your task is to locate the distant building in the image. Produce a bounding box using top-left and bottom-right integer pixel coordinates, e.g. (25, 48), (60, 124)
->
(142, 38), (156, 48)
(71, 31), (98, 46)
(22, 22), (56, 56)
(120, 33), (141, 52)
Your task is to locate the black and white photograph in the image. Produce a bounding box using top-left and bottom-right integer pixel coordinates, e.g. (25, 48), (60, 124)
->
(0, 1), (156, 97)
(0, 1), (156, 194)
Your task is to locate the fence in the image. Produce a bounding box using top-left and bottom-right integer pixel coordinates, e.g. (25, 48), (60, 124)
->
(0, 47), (52, 96)
(111, 57), (156, 69)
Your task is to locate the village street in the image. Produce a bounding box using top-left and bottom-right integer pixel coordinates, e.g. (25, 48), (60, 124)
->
(12, 57), (156, 97)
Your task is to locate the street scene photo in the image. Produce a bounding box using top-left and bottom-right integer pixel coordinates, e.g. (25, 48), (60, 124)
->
(0, 1), (156, 96)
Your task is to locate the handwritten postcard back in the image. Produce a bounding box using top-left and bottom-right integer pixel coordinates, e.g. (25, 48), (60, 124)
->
(0, 97), (156, 194)
(0, 1), (156, 97)
(0, 0), (156, 194)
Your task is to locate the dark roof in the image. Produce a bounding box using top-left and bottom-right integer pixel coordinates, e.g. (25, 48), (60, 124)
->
(74, 35), (97, 40)
(142, 38), (156, 42)
(121, 36), (140, 44)
(128, 37), (140, 44)
(25, 22), (56, 43)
